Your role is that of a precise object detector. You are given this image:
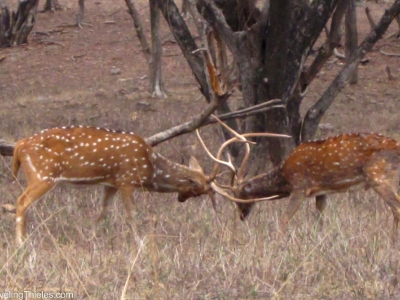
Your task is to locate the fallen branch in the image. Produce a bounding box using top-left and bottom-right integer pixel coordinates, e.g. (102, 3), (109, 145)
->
(37, 40), (65, 47)
(380, 49), (400, 57)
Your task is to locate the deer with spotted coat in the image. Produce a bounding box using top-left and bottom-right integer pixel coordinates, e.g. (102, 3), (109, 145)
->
(205, 132), (400, 243)
(3, 123), (283, 245)
(6, 125), (216, 245)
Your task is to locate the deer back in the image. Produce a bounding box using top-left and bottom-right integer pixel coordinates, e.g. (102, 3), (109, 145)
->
(281, 133), (400, 196)
(13, 126), (209, 198)
(240, 133), (400, 199)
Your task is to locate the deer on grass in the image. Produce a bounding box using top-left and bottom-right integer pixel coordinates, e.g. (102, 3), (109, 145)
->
(2, 126), (220, 245)
(201, 126), (400, 243)
(2, 123), (284, 245)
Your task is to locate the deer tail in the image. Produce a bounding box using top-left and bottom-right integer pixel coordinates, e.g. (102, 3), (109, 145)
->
(12, 144), (21, 180)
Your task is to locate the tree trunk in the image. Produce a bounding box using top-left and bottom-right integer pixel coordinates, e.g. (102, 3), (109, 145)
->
(76, 0), (85, 27)
(0, 0), (39, 47)
(345, 0), (358, 84)
(125, 0), (151, 58)
(149, 0), (167, 98)
(42, 0), (62, 12)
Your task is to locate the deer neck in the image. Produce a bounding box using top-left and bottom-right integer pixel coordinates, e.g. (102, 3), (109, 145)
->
(146, 152), (204, 193)
(239, 167), (292, 199)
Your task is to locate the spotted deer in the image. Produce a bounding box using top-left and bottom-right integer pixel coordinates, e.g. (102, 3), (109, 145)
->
(5, 124), (285, 245)
(7, 126), (224, 245)
(206, 132), (400, 243)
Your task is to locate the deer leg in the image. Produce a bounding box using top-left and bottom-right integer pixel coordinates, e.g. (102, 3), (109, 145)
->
(15, 180), (55, 245)
(390, 207), (399, 245)
(367, 151), (400, 244)
(96, 186), (118, 223)
(373, 184), (400, 245)
(316, 195), (327, 230)
(118, 186), (136, 225)
(280, 192), (305, 234)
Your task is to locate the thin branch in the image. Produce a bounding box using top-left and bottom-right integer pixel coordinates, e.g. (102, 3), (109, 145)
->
(146, 92), (230, 146)
(196, 0), (240, 62)
(146, 100), (284, 147)
(300, 0), (348, 90)
(199, 103), (285, 127)
(365, 7), (376, 29)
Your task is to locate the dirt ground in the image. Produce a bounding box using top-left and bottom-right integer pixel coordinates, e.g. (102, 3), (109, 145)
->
(1, 0), (400, 299)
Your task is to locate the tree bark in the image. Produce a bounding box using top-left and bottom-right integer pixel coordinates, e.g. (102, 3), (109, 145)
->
(345, 0), (358, 84)
(149, 0), (166, 98)
(42, 0), (62, 12)
(125, 0), (151, 58)
(0, 0), (39, 47)
(156, 0), (211, 99)
(76, 0), (85, 27)
(263, 0), (340, 163)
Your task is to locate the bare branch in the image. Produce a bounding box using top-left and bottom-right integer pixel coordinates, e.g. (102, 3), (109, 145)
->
(196, 0), (240, 61)
(365, 7), (376, 30)
(146, 100), (284, 146)
(299, 0), (348, 91)
(145, 92), (230, 147)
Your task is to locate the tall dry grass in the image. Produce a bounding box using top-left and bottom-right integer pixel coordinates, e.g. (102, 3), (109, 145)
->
(1, 161), (399, 299)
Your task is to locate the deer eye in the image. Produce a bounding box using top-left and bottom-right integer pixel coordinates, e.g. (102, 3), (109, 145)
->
(188, 178), (202, 188)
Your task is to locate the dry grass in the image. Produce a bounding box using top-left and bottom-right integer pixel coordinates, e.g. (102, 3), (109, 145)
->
(1, 164), (400, 299)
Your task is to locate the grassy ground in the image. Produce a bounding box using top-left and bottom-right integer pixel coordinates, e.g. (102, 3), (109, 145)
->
(1, 0), (400, 299)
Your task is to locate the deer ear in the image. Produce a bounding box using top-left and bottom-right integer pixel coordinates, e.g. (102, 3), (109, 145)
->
(188, 156), (204, 175)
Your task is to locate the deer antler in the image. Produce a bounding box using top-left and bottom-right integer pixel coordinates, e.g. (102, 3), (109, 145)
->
(211, 182), (281, 203)
(203, 114), (290, 182)
(196, 113), (291, 204)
